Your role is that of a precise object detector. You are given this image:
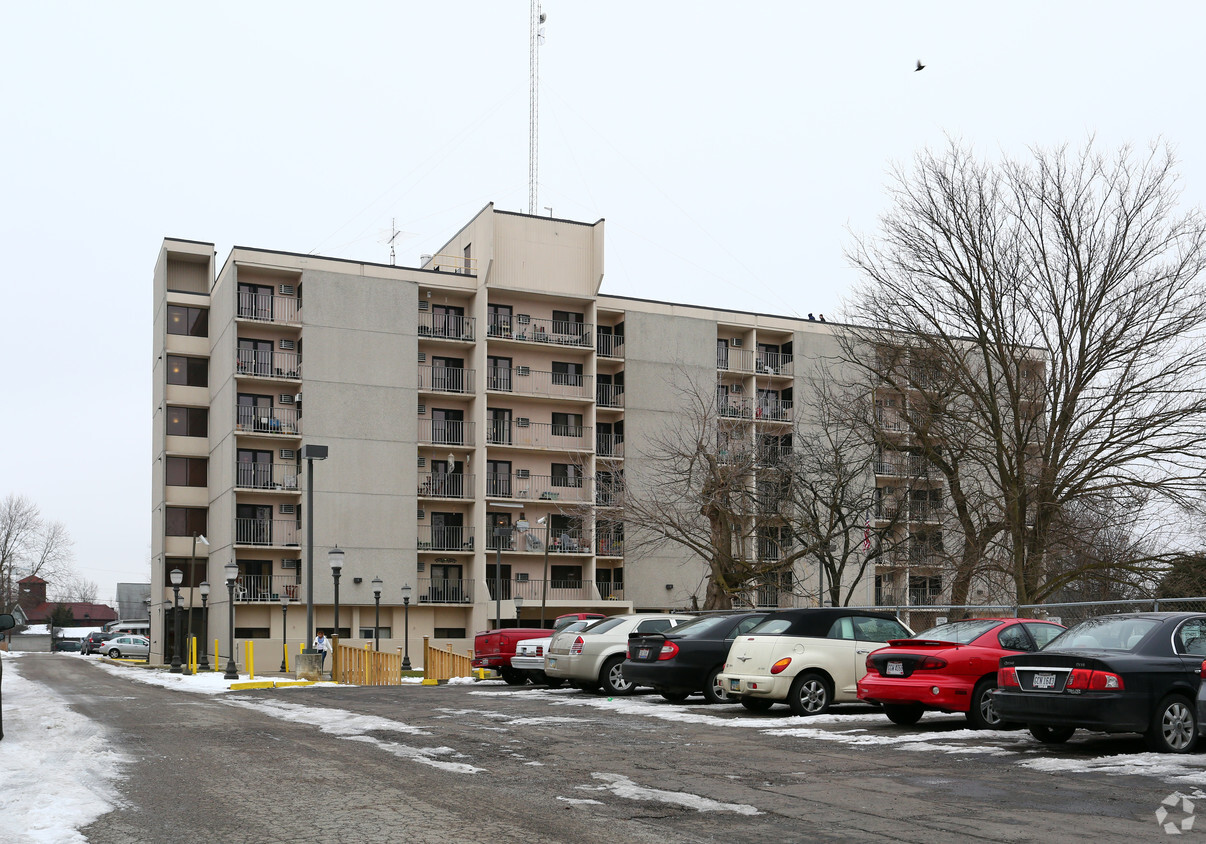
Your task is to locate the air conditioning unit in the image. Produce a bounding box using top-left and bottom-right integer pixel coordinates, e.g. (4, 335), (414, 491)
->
(417, 509), (426, 519)
(418, 300), (430, 311)
(731, 338), (743, 347)
(516, 417), (530, 427)
(279, 394), (294, 404)
(729, 384), (743, 394)
(517, 469), (530, 478)
(279, 339), (295, 350)
(294, 393), (302, 405)
(516, 573), (530, 582)
(280, 449), (296, 460)
(516, 366), (530, 376)
(279, 284), (296, 296)
(417, 456), (427, 467)
(417, 561), (426, 572)
(280, 504), (296, 515)
(418, 352), (427, 362)
(281, 558), (301, 570)
(418, 404), (427, 414)
(517, 314), (531, 324)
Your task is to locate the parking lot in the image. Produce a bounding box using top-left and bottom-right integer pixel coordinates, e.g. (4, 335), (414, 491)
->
(8, 654), (1202, 842)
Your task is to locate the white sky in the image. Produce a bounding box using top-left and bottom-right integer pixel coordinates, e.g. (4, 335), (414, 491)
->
(2, 3), (1205, 603)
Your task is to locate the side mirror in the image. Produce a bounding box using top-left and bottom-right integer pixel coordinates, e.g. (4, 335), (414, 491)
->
(0, 614), (14, 632)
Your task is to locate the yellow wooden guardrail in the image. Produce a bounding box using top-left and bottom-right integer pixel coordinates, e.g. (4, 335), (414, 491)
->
(422, 636), (473, 682)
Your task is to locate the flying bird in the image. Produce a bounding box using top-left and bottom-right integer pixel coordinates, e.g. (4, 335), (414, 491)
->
(915, 60), (926, 72)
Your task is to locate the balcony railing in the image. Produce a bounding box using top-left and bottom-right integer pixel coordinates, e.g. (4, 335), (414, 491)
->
(418, 365), (475, 394)
(595, 534), (624, 557)
(418, 472), (474, 499)
(487, 472), (593, 503)
(596, 435), (625, 458)
(235, 462), (300, 491)
(415, 577), (474, 603)
(875, 409), (908, 433)
(875, 589), (944, 607)
(595, 481), (624, 506)
(487, 420), (592, 450)
(908, 502), (944, 523)
(597, 334), (625, 358)
(756, 400), (792, 422)
(597, 385), (625, 408)
(234, 574), (300, 603)
(236, 406), (300, 435)
(756, 352), (793, 376)
(488, 578), (597, 602)
(417, 419), (474, 446)
(747, 586), (804, 609)
(486, 366), (594, 400)
(718, 398), (754, 419)
(237, 349), (302, 379)
(237, 292), (301, 325)
(717, 347), (755, 373)
(487, 315), (594, 349)
(417, 525), (476, 551)
(874, 501), (901, 520)
(417, 312), (475, 341)
(234, 519), (300, 547)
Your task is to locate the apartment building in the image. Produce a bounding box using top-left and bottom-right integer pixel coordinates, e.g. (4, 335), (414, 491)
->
(150, 203), (898, 667)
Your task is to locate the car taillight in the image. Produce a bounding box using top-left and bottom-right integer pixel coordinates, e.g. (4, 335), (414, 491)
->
(866, 654), (876, 673)
(998, 666), (1019, 688)
(1063, 668), (1091, 689)
(770, 657), (792, 675)
(536, 646), (543, 656)
(1201, 660), (1206, 680)
(915, 656), (948, 670)
(571, 636), (584, 655)
(658, 641), (680, 660)
(1064, 668), (1124, 691)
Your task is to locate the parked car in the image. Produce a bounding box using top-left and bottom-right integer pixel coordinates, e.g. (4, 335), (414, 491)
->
(718, 608), (912, 715)
(858, 617), (1065, 727)
(544, 613), (695, 694)
(510, 620), (596, 685)
(473, 612), (607, 685)
(54, 640), (84, 653)
(105, 635), (151, 660)
(996, 612), (1206, 753)
(82, 631), (116, 655)
(623, 612), (769, 704)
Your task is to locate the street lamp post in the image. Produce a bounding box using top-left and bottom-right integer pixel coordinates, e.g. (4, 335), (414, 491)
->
(514, 593), (524, 624)
(186, 533), (209, 676)
(223, 561), (239, 680)
(371, 576), (383, 652)
(329, 546), (344, 638)
(198, 581), (211, 672)
(300, 443), (329, 650)
(400, 583), (412, 671)
(537, 516), (551, 627)
(169, 568), (183, 673)
(279, 593), (290, 672)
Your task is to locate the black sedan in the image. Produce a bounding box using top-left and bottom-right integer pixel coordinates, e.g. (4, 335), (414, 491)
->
(995, 612), (1206, 754)
(623, 612), (769, 704)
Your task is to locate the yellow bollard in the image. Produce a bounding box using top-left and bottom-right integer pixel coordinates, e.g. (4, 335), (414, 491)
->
(190, 637), (197, 673)
(246, 640), (255, 679)
(283, 641), (290, 673)
(214, 638), (220, 671)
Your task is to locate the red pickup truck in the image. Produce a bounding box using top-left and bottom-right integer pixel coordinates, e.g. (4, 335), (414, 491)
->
(473, 613), (605, 685)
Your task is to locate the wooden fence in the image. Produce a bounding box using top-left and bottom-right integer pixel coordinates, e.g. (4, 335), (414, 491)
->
(334, 642), (406, 686)
(423, 636), (473, 682)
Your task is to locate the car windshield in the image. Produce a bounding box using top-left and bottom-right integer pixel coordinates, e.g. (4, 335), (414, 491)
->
(582, 617), (626, 635)
(1044, 616), (1160, 651)
(911, 620), (1002, 644)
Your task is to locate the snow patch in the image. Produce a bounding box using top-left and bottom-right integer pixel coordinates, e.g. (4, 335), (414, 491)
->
(586, 773), (762, 815)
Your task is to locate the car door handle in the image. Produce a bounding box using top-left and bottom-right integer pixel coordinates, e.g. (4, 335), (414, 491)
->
(856, 649), (871, 654)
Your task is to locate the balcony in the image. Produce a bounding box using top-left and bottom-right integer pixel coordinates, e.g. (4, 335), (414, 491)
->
(874, 455), (934, 478)
(747, 586), (804, 609)
(756, 352), (793, 376)
(416, 525), (475, 551)
(235, 462), (300, 491)
(237, 349), (302, 380)
(908, 502), (944, 523)
(875, 589), (944, 607)
(417, 312), (475, 341)
(596, 435), (625, 458)
(717, 347), (755, 373)
(597, 334), (625, 359)
(756, 400), (792, 422)
(417, 472), (474, 500)
(486, 472), (593, 503)
(486, 366), (594, 401)
(234, 519), (300, 547)
(416, 577), (474, 603)
(418, 365), (475, 394)
(237, 292), (301, 326)
(595, 534), (624, 557)
(718, 398), (753, 419)
(595, 481), (624, 507)
(417, 419), (474, 446)
(597, 385), (625, 408)
(233, 574), (300, 603)
(236, 406), (300, 435)
(487, 315), (594, 349)
(488, 578), (597, 602)
(875, 409), (908, 433)
(487, 420), (592, 451)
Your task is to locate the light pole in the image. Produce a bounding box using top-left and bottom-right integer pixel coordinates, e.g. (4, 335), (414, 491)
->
(279, 592), (290, 672)
(329, 546), (344, 639)
(490, 504), (524, 630)
(300, 443), (329, 651)
(169, 568), (183, 673)
(371, 576), (383, 651)
(198, 581), (211, 672)
(187, 532), (209, 676)
(537, 515), (551, 627)
(223, 561), (239, 680)
(514, 593), (524, 625)
(400, 583), (412, 671)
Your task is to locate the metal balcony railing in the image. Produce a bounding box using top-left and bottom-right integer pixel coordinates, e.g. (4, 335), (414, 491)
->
(487, 472), (593, 503)
(234, 519), (300, 547)
(486, 314), (594, 348)
(597, 334), (625, 358)
(236, 406), (300, 435)
(418, 365), (475, 394)
(596, 435), (625, 458)
(756, 352), (793, 376)
(597, 385), (625, 408)
(416, 525), (475, 551)
(595, 481), (624, 506)
(908, 502), (944, 523)
(489, 578), (597, 602)
(415, 577), (474, 603)
(875, 409), (908, 432)
(237, 349), (302, 379)
(596, 581), (624, 600)
(417, 419), (474, 446)
(237, 292), (301, 325)
(874, 501), (901, 520)
(718, 398), (754, 419)
(487, 420), (592, 450)
(235, 462), (300, 491)
(417, 472), (474, 499)
(486, 366), (593, 400)
(875, 589), (944, 607)
(595, 534), (624, 557)
(233, 574), (299, 603)
(717, 347), (755, 373)
(756, 400), (792, 422)
(417, 312), (475, 341)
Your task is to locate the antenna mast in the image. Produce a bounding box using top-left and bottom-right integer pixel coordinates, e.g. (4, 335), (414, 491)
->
(387, 217), (401, 266)
(528, 1), (544, 215)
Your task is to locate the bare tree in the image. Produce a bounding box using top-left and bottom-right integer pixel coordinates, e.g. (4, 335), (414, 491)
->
(51, 572), (100, 604)
(0, 494), (77, 611)
(844, 138), (1206, 605)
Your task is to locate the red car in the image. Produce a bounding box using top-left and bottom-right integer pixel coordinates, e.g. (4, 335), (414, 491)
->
(857, 618), (1065, 728)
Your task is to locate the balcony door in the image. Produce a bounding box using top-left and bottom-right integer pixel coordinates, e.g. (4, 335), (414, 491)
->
(430, 512), (463, 550)
(237, 393), (274, 430)
(432, 304), (464, 338)
(486, 460), (512, 498)
(237, 338), (274, 375)
(429, 562), (464, 602)
(488, 408), (512, 444)
(431, 458), (462, 498)
(237, 449), (274, 489)
(488, 356), (512, 391)
(236, 503), (273, 545)
(431, 356), (464, 392)
(430, 408), (464, 445)
(238, 283), (273, 320)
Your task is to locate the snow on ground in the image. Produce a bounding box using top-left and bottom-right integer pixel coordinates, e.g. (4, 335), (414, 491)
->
(582, 773), (762, 816)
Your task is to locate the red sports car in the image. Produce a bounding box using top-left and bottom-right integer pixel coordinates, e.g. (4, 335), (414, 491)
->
(857, 618), (1065, 728)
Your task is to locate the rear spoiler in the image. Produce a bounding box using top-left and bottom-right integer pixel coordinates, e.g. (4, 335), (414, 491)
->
(886, 638), (960, 648)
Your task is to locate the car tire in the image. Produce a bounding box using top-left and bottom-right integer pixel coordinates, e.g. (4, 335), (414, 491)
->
(967, 678), (1004, 730)
(659, 691), (691, 703)
(1028, 724), (1076, 744)
(601, 656), (635, 695)
(107, 648), (121, 659)
(739, 696), (774, 713)
(1145, 694), (1198, 754)
(883, 703), (925, 726)
(787, 672), (832, 717)
(499, 667), (528, 686)
(702, 666), (731, 705)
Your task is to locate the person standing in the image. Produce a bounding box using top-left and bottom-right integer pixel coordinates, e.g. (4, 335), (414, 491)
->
(313, 630), (332, 674)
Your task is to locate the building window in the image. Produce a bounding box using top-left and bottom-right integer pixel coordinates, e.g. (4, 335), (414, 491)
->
(167, 305), (209, 337)
(166, 406), (208, 437)
(551, 412), (583, 437)
(551, 361), (583, 387)
(551, 565), (583, 588)
(359, 627), (392, 639)
(164, 557), (207, 587)
(234, 627), (271, 639)
(165, 507), (207, 536)
(165, 457), (207, 487)
(166, 355), (208, 387)
(433, 627), (467, 639)
(551, 463), (582, 488)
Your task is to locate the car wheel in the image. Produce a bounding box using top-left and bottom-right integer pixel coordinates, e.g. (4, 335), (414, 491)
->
(659, 691), (691, 703)
(739, 696), (775, 713)
(967, 678), (1004, 730)
(883, 703), (925, 726)
(601, 656), (635, 695)
(499, 667), (528, 686)
(787, 672), (832, 717)
(107, 648), (121, 659)
(702, 666), (731, 705)
(1146, 695), (1198, 754)
(1028, 724), (1075, 744)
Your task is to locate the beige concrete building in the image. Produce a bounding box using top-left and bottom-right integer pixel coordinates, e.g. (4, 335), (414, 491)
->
(150, 204), (900, 668)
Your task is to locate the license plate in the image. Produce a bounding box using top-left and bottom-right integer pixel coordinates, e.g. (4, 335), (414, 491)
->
(547, 658), (556, 668)
(637, 648), (650, 659)
(1032, 672), (1057, 689)
(886, 661), (904, 676)
(730, 679), (740, 691)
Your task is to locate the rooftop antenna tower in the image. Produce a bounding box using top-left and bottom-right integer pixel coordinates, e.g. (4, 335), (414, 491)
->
(387, 217), (401, 266)
(528, 1), (546, 215)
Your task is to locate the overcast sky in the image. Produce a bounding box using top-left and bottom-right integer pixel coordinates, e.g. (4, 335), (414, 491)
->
(2, 2), (1204, 604)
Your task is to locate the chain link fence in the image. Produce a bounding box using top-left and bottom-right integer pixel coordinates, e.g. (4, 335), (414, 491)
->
(861, 596), (1206, 631)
